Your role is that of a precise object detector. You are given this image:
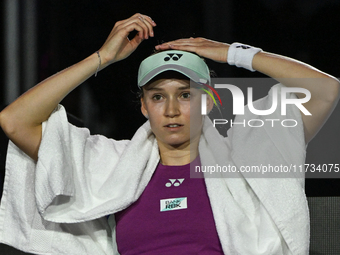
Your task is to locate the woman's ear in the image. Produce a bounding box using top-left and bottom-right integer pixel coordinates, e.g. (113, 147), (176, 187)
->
(206, 94), (214, 114)
(140, 97), (149, 119)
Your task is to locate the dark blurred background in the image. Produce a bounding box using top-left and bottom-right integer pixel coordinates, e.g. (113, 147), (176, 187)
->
(0, 0), (340, 253)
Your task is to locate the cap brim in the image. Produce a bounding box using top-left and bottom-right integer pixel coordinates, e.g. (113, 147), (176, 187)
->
(138, 64), (204, 87)
(137, 50), (210, 87)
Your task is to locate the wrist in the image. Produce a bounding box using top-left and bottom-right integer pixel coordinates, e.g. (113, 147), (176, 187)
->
(227, 42), (262, 71)
(94, 51), (101, 77)
(92, 50), (113, 76)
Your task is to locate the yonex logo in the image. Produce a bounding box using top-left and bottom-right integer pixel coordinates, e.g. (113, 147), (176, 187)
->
(164, 53), (183, 61)
(165, 179), (185, 187)
(236, 45), (251, 50)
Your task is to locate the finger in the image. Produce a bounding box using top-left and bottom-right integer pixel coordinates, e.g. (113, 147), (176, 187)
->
(120, 15), (154, 39)
(155, 43), (172, 50)
(131, 14), (156, 38)
(168, 44), (199, 54)
(155, 40), (179, 50)
(125, 23), (146, 44)
(137, 16), (155, 38)
(120, 13), (156, 29)
(132, 13), (156, 24)
(142, 16), (156, 37)
(155, 43), (200, 55)
(155, 38), (201, 49)
(158, 38), (199, 45)
(136, 16), (149, 39)
(114, 19), (145, 40)
(141, 15), (157, 28)
(155, 39), (204, 51)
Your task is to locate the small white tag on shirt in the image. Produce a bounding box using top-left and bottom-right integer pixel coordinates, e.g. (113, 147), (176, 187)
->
(160, 197), (187, 212)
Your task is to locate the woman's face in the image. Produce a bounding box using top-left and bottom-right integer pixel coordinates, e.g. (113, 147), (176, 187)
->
(141, 78), (208, 150)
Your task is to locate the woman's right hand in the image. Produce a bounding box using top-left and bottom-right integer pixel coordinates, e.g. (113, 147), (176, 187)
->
(99, 13), (156, 69)
(0, 13), (156, 161)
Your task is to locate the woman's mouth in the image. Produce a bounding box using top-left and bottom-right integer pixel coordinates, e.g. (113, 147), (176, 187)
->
(165, 123), (183, 130)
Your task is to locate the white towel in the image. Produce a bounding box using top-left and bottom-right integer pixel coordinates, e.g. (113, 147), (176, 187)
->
(201, 84), (308, 254)
(0, 84), (309, 255)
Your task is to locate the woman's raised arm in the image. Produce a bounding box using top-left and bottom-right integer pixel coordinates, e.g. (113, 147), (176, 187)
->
(0, 13), (156, 161)
(156, 38), (340, 143)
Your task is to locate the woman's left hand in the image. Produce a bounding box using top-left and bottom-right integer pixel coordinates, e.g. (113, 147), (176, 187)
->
(155, 37), (229, 63)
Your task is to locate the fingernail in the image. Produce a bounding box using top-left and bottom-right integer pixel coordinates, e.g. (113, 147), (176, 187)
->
(150, 31), (154, 37)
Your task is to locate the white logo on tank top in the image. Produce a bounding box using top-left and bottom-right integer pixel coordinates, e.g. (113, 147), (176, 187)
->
(165, 179), (185, 187)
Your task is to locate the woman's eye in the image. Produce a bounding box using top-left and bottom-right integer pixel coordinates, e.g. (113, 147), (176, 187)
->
(181, 92), (190, 99)
(152, 94), (163, 100)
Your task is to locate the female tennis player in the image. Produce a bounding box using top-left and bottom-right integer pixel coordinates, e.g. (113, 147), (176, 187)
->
(0, 13), (338, 255)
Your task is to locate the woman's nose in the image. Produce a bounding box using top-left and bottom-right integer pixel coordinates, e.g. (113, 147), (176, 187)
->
(165, 98), (180, 117)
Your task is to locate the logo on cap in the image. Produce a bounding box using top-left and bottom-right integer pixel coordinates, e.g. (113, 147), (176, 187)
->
(164, 53), (183, 61)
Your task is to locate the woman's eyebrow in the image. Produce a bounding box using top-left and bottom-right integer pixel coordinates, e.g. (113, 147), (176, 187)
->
(145, 85), (191, 91)
(145, 87), (163, 91)
(178, 85), (191, 90)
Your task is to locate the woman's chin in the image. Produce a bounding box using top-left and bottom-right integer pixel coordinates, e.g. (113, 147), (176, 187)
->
(161, 138), (190, 149)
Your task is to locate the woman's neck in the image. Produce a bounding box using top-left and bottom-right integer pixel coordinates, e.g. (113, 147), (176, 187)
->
(157, 138), (199, 166)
